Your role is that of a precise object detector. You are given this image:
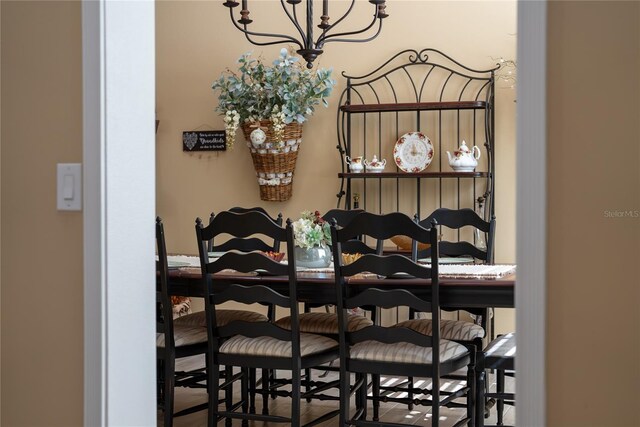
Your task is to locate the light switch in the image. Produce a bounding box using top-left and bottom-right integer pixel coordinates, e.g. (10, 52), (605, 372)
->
(57, 163), (82, 211)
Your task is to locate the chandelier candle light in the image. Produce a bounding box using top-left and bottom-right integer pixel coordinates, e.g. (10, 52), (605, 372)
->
(222, 0), (389, 69)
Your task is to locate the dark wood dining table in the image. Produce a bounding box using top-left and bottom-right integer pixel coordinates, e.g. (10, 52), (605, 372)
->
(168, 268), (515, 309)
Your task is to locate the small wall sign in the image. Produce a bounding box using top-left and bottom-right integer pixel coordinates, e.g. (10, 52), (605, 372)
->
(182, 130), (226, 151)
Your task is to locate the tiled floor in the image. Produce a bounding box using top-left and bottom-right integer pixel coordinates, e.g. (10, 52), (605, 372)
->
(163, 355), (515, 426)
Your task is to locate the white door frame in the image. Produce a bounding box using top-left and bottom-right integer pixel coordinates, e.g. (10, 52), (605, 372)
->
(82, 0), (547, 424)
(516, 1), (547, 425)
(82, 0), (156, 425)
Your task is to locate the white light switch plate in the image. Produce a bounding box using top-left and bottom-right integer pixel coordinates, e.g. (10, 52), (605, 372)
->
(57, 163), (82, 211)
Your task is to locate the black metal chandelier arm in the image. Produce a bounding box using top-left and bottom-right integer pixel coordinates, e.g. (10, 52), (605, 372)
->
(317, 12), (379, 46)
(280, 0), (307, 45)
(320, 20), (383, 46)
(319, 0), (356, 34)
(243, 32), (301, 47)
(228, 7), (303, 48)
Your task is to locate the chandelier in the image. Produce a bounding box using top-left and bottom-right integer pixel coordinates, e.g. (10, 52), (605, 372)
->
(222, 0), (389, 69)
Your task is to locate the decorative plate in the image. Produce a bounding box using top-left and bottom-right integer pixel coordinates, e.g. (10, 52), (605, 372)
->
(393, 132), (434, 173)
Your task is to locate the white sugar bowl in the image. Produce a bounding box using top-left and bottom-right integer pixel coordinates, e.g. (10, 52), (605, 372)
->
(364, 155), (386, 173)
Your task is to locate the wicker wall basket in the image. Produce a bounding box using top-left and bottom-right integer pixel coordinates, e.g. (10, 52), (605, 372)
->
(241, 120), (303, 202)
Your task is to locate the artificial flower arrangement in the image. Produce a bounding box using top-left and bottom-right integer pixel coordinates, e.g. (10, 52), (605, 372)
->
(212, 48), (336, 150)
(292, 211), (332, 250)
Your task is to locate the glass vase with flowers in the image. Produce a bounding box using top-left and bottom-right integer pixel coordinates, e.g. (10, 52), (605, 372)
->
(292, 211), (332, 268)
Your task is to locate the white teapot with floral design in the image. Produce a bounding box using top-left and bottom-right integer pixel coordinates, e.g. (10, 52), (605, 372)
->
(447, 140), (481, 172)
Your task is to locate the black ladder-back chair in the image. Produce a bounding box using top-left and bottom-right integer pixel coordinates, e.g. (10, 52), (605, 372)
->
(281, 208), (379, 401)
(301, 208), (381, 316)
(330, 212), (475, 427)
(196, 211), (340, 427)
(401, 208), (495, 412)
(417, 208), (495, 323)
(207, 207), (283, 253)
(208, 207), (283, 323)
(415, 208), (495, 339)
(156, 217), (208, 427)
(322, 209), (382, 255)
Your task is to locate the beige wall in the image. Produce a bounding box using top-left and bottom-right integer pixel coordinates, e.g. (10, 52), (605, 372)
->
(546, 1), (640, 426)
(156, 0), (518, 331)
(1, 1), (84, 426)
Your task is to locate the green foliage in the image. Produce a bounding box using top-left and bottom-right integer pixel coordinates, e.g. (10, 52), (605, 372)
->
(212, 49), (336, 125)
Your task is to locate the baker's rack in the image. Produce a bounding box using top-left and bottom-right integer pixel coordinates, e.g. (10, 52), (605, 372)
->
(335, 48), (498, 224)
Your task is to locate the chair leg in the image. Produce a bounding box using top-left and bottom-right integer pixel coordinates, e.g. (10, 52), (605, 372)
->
(225, 366), (234, 427)
(476, 368), (486, 427)
(358, 373), (368, 420)
(497, 369), (505, 426)
(432, 376), (440, 427)
(163, 355), (175, 427)
(157, 359), (164, 406)
(241, 368), (249, 427)
(261, 368), (270, 415)
(339, 364), (350, 426)
(291, 369), (302, 427)
(249, 368), (257, 413)
(208, 358), (220, 427)
(305, 367), (312, 402)
(467, 356), (476, 427)
(407, 376), (414, 410)
(372, 373), (380, 421)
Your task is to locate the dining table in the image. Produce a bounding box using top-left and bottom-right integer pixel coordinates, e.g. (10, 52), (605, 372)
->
(167, 264), (515, 309)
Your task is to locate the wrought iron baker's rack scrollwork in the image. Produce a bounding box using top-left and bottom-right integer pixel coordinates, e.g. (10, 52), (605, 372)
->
(335, 48), (499, 227)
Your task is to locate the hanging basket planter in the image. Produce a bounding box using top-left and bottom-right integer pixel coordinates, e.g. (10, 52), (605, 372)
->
(241, 120), (303, 202)
(212, 49), (336, 202)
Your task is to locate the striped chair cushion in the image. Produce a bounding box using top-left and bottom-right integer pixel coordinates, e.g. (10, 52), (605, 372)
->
(173, 309), (268, 328)
(350, 339), (468, 364)
(157, 324), (207, 348)
(394, 319), (485, 341)
(219, 333), (338, 358)
(275, 312), (373, 335)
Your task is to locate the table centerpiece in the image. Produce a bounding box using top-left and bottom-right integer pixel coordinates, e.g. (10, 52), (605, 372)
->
(292, 211), (332, 268)
(212, 49), (335, 201)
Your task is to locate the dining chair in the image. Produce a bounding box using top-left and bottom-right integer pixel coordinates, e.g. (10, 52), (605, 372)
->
(207, 207), (283, 253)
(181, 207), (282, 333)
(414, 208), (495, 335)
(156, 217), (209, 427)
(400, 208), (494, 411)
(322, 208), (382, 255)
(195, 211), (340, 427)
(330, 211), (475, 427)
(477, 333), (515, 427)
(275, 209), (377, 400)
